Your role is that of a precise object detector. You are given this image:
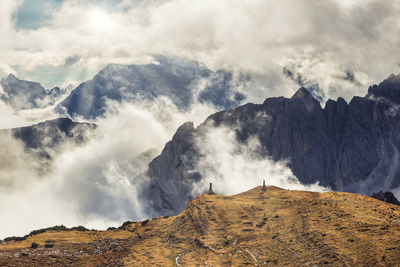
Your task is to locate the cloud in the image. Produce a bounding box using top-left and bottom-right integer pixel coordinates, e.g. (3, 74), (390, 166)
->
(0, 97), (217, 239)
(191, 124), (330, 196)
(0, 131), (43, 190)
(0, 99), (25, 129)
(0, 0), (399, 101)
(0, 64), (17, 79)
(0, 84), (63, 130)
(0, 116), (325, 239)
(64, 55), (81, 66)
(0, 0), (398, 239)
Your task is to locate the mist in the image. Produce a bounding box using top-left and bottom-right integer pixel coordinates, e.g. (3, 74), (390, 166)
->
(3, 0), (395, 240)
(0, 89), (335, 239)
(0, 97), (217, 239)
(1, 0), (400, 104)
(191, 125), (330, 196)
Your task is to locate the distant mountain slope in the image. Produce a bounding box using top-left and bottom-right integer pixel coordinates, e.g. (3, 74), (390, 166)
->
(0, 74), (63, 110)
(56, 55), (247, 119)
(7, 118), (96, 159)
(2, 186), (400, 266)
(0, 118), (96, 189)
(0, 118), (95, 167)
(146, 73), (400, 215)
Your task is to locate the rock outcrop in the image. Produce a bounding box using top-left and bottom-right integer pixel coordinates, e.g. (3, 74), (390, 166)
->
(371, 191), (400, 206)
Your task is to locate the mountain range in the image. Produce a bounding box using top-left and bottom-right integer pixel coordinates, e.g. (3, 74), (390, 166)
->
(2, 57), (400, 219)
(146, 73), (400, 215)
(56, 55), (247, 119)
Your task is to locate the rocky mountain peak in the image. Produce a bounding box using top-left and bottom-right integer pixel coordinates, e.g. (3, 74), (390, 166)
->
(57, 56), (247, 119)
(290, 87), (321, 111)
(174, 121), (195, 137)
(291, 87), (314, 99)
(4, 73), (18, 81)
(367, 73), (400, 103)
(0, 74), (49, 109)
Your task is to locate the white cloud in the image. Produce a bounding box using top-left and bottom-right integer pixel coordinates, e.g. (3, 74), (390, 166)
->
(0, 97), (216, 239)
(0, 0), (399, 100)
(0, 132), (43, 190)
(191, 124), (330, 196)
(0, 0), (399, 239)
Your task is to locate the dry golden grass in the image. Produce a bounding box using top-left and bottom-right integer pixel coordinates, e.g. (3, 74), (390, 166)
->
(2, 186), (400, 266)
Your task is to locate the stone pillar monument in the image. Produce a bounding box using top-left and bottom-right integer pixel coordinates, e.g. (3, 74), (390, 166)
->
(207, 182), (215, 194)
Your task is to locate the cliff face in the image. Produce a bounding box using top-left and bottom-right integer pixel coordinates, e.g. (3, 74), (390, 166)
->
(147, 74), (400, 215)
(146, 122), (199, 216)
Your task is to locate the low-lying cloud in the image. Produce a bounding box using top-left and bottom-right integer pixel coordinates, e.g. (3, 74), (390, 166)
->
(191, 125), (330, 196)
(2, 0), (398, 239)
(0, 97), (217, 239)
(0, 93), (330, 239)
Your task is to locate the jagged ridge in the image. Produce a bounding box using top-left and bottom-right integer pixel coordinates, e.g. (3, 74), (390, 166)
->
(146, 74), (400, 215)
(56, 55), (247, 119)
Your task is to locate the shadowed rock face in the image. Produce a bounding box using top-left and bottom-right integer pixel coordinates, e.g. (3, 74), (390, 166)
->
(146, 122), (200, 216)
(2, 118), (96, 160)
(0, 118), (95, 189)
(56, 55), (247, 119)
(371, 191), (400, 206)
(146, 74), (400, 215)
(0, 74), (63, 110)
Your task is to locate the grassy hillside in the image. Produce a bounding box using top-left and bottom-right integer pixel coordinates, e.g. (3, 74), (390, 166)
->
(1, 186), (400, 266)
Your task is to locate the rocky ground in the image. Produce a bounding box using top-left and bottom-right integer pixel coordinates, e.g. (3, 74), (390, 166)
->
(1, 186), (400, 266)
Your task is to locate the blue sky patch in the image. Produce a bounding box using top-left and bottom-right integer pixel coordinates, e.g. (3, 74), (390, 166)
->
(16, 0), (64, 29)
(15, 0), (125, 30)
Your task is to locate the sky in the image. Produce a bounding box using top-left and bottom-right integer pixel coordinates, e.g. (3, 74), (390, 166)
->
(1, 0), (400, 103)
(15, 0), (131, 30)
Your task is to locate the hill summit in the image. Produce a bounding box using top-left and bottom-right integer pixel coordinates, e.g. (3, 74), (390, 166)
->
(1, 186), (400, 266)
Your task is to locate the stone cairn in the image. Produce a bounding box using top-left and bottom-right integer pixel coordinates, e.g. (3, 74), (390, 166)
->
(207, 182), (215, 195)
(262, 179), (266, 191)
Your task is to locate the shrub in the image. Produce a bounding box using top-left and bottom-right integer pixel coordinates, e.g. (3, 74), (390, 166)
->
(70, 226), (89, 231)
(3, 236), (26, 242)
(31, 242), (39, 249)
(3, 224), (92, 243)
(28, 225), (67, 237)
(44, 243), (54, 248)
(119, 221), (134, 229)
